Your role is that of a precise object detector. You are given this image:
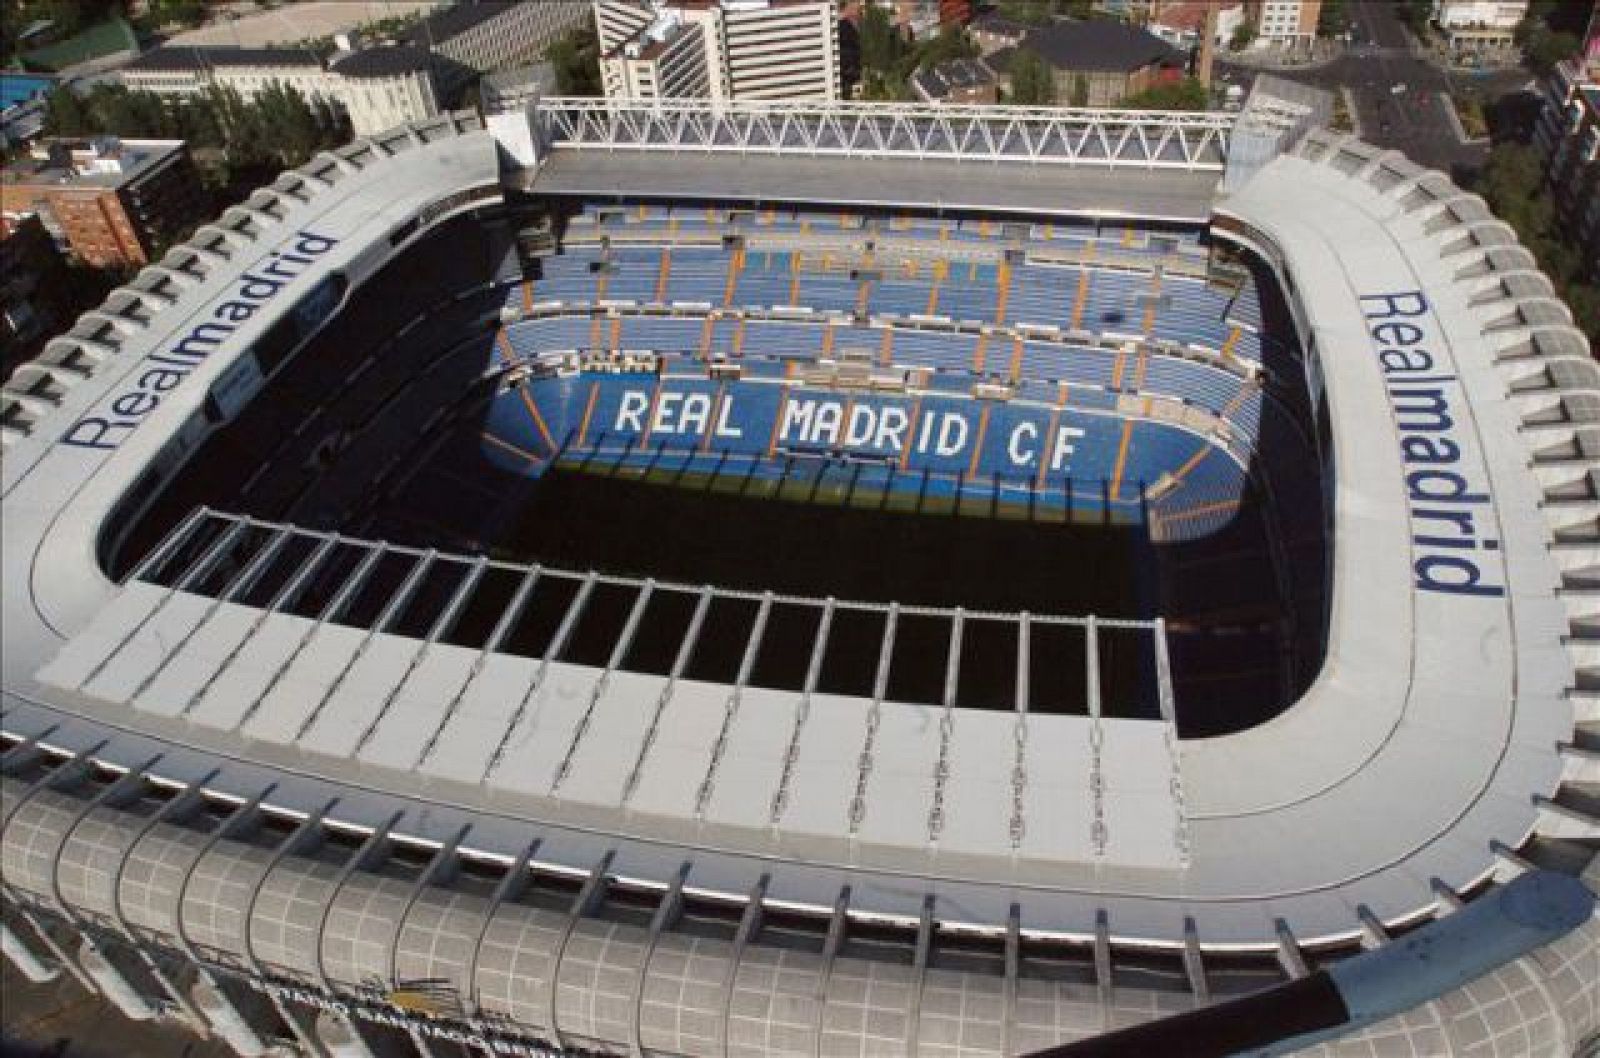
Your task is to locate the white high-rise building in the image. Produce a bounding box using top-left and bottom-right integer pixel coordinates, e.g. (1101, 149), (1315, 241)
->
(595, 0), (840, 103)
(1431, 0), (1529, 52)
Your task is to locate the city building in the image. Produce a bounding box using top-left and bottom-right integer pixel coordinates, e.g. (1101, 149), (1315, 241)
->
(0, 137), (206, 269)
(325, 45), (442, 134)
(120, 45), (330, 104)
(479, 62), (558, 114)
(1535, 57), (1600, 281)
(1431, 0), (1529, 54)
(0, 73), (54, 149)
(861, 0), (971, 39)
(910, 55), (1000, 102)
(0, 215), (69, 373)
(595, 0), (841, 103)
(406, 0), (589, 100)
(1149, 0), (1246, 48)
(967, 9), (1030, 53)
(988, 19), (1184, 106)
(1247, 0), (1321, 44)
(119, 43), (440, 138)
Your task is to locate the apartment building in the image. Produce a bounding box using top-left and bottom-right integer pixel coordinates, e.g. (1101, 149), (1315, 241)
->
(407, 1), (590, 99)
(121, 44), (438, 138)
(1248, 0), (1321, 44)
(1535, 57), (1600, 280)
(596, 0), (840, 103)
(0, 138), (207, 269)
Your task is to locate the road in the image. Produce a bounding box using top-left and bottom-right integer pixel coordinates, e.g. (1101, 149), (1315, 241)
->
(1219, 1), (1535, 179)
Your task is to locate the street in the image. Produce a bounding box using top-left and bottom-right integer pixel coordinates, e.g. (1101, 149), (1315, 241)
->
(1220, 1), (1536, 178)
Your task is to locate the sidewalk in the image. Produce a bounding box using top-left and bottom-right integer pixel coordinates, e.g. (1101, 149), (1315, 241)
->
(1221, 39), (1348, 71)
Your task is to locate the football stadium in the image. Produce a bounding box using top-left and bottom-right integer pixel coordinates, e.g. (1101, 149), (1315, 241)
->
(1, 91), (1597, 1057)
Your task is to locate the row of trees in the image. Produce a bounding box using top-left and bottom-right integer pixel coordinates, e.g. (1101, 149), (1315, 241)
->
(1475, 144), (1600, 341)
(42, 82), (349, 174)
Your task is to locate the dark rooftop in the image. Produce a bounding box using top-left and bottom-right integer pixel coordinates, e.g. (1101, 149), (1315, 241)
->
(404, 1), (517, 47)
(999, 20), (1182, 73)
(328, 43), (433, 78)
(911, 57), (998, 100)
(124, 45), (323, 72)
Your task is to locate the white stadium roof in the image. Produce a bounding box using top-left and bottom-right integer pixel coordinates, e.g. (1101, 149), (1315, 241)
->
(1, 106), (1596, 1057)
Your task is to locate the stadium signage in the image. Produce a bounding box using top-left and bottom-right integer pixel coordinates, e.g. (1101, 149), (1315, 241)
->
(612, 390), (1089, 472)
(60, 230), (339, 453)
(249, 980), (575, 1057)
(1362, 290), (1502, 599)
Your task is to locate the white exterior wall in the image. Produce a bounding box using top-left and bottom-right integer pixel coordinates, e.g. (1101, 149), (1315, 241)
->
(1433, 0), (1528, 31)
(1254, 0), (1314, 42)
(721, 0), (840, 101)
(435, 1), (590, 74)
(596, 0), (837, 103)
(338, 71), (441, 137)
(120, 59), (438, 140)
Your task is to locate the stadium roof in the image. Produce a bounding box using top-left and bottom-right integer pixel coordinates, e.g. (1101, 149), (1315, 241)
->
(0, 105), (1596, 1056)
(527, 150), (1223, 224)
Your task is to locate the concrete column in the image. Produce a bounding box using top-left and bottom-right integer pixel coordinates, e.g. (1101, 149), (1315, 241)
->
(77, 937), (156, 1021)
(1, 920), (59, 983)
(191, 978), (273, 1058)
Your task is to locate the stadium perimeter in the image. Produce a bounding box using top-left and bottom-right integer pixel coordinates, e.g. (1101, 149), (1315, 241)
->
(0, 92), (1596, 1058)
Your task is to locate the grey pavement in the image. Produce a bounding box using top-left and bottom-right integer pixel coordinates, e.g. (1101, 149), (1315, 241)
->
(1217, 0), (1533, 176)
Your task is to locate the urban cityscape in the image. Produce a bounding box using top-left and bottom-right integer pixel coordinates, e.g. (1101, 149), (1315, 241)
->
(1, 1), (1597, 1057)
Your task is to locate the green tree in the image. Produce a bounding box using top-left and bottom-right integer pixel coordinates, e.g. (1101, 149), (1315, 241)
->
(859, 1), (909, 75)
(1230, 22), (1256, 50)
(1120, 76), (1208, 110)
(547, 25), (601, 96)
(917, 25), (978, 69)
(1474, 143), (1600, 343)
(1523, 28), (1580, 73)
(41, 85), (93, 136)
(1007, 49), (1056, 105)
(1317, 0), (1348, 37)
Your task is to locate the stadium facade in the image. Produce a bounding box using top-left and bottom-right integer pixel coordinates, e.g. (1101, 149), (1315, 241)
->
(0, 94), (1596, 1058)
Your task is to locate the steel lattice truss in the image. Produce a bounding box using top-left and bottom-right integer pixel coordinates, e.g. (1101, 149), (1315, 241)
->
(540, 98), (1234, 170)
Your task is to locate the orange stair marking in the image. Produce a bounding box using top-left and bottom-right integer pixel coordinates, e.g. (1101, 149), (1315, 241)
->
(899, 400), (923, 470)
(973, 332), (988, 374)
(521, 280), (533, 313)
(1108, 420), (1134, 501)
(967, 406), (991, 480)
(879, 328), (894, 367)
(654, 250), (671, 304)
(576, 381), (600, 446)
(722, 246), (743, 307)
(496, 329), (515, 363)
(1008, 336), (1024, 382)
(518, 384), (557, 452)
(1111, 348), (1128, 390)
(1036, 410), (1061, 488)
(1070, 266), (1093, 330)
(1221, 326), (1242, 359)
(994, 261), (1012, 325)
